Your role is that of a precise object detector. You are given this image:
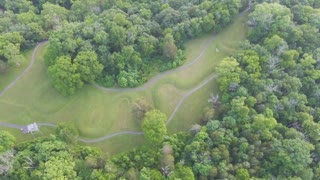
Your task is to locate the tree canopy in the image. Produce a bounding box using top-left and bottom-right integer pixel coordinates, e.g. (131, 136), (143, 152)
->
(142, 109), (167, 145)
(2, 0), (320, 179)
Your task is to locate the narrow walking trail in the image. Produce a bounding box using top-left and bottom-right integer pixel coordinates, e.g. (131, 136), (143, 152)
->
(0, 8), (249, 143)
(0, 42), (47, 97)
(0, 27), (219, 143)
(94, 34), (217, 93)
(0, 73), (217, 143)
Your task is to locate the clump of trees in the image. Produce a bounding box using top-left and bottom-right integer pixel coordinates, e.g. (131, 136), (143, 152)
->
(47, 51), (103, 95)
(1, 0), (247, 95)
(142, 109), (167, 145)
(3, 0), (320, 179)
(44, 0), (246, 94)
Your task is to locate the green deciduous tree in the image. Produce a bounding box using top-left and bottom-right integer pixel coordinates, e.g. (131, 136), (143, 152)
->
(248, 3), (293, 43)
(216, 57), (244, 93)
(269, 139), (314, 176)
(0, 131), (15, 153)
(171, 163), (194, 180)
(40, 156), (76, 180)
(48, 56), (83, 95)
(41, 2), (69, 31)
(74, 51), (103, 82)
(236, 168), (250, 180)
(162, 34), (178, 60)
(142, 109), (167, 145)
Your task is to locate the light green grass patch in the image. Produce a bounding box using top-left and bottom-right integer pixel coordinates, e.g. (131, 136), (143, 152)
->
(0, 49), (33, 91)
(0, 13), (248, 153)
(84, 135), (146, 155)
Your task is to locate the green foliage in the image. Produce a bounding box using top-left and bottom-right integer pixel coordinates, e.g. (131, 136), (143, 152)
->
(4, 0), (320, 179)
(171, 163), (194, 180)
(248, 3), (293, 43)
(133, 98), (154, 121)
(6, 136), (83, 179)
(216, 57), (243, 92)
(269, 139), (314, 176)
(48, 55), (83, 96)
(236, 168), (250, 180)
(47, 50), (103, 94)
(162, 34), (177, 60)
(142, 109), (167, 145)
(55, 124), (79, 144)
(40, 0), (245, 91)
(0, 131), (15, 152)
(40, 156), (77, 180)
(1, 0), (247, 93)
(74, 51), (103, 82)
(41, 2), (69, 31)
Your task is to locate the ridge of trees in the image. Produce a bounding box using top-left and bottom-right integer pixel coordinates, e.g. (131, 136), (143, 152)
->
(2, 0), (320, 179)
(1, 0), (247, 94)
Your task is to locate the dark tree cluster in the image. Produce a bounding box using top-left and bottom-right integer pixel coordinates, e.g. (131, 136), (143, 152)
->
(0, 0), (246, 94)
(2, 0), (320, 180)
(42, 0), (247, 94)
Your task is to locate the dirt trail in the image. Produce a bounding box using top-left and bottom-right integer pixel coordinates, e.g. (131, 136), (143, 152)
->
(0, 8), (249, 142)
(0, 42), (47, 97)
(0, 29), (220, 143)
(94, 34), (217, 93)
(0, 73), (217, 143)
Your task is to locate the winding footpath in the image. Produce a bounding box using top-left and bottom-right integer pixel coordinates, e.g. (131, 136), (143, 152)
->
(0, 32), (219, 143)
(0, 8), (249, 143)
(94, 34), (217, 93)
(0, 74), (217, 143)
(0, 37), (218, 143)
(0, 41), (47, 97)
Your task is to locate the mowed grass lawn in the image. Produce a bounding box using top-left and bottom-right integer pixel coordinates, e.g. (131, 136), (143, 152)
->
(0, 13), (248, 154)
(0, 48), (33, 91)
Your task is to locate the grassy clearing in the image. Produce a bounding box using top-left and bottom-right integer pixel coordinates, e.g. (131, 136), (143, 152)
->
(167, 78), (220, 133)
(85, 135), (146, 155)
(0, 49), (33, 92)
(0, 13), (248, 154)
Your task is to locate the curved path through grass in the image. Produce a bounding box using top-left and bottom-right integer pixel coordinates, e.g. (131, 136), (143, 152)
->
(95, 34), (217, 93)
(0, 42), (47, 97)
(0, 8), (249, 143)
(95, 7), (249, 92)
(0, 73), (218, 143)
(0, 37), (218, 143)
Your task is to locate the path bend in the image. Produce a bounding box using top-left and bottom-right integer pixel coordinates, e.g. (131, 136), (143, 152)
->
(0, 30), (219, 143)
(0, 73), (217, 143)
(0, 41), (47, 97)
(0, 27), (219, 143)
(0, 8), (249, 143)
(94, 34), (217, 93)
(94, 6), (250, 93)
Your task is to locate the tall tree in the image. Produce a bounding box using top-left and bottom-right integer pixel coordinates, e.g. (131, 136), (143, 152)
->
(142, 109), (167, 145)
(74, 51), (103, 82)
(0, 131), (15, 153)
(162, 33), (178, 60)
(48, 56), (83, 95)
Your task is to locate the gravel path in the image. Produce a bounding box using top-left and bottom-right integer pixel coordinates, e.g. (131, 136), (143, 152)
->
(165, 74), (217, 126)
(77, 131), (144, 143)
(0, 32), (219, 143)
(0, 73), (217, 143)
(0, 122), (24, 129)
(0, 8), (248, 142)
(0, 42), (47, 97)
(94, 34), (217, 93)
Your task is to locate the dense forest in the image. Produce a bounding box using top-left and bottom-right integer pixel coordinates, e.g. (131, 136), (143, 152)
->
(0, 0), (248, 95)
(1, 0), (320, 179)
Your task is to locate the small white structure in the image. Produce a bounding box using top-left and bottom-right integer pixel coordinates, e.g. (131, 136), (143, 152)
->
(21, 123), (39, 134)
